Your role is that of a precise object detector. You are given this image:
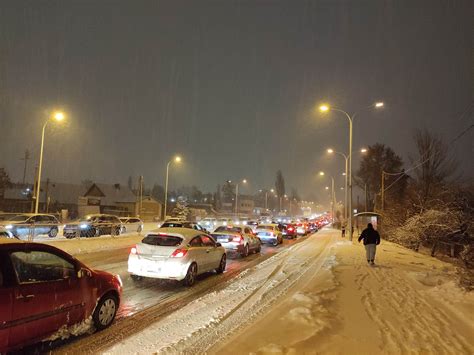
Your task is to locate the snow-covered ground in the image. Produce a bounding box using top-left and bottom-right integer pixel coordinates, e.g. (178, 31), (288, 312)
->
(102, 228), (474, 354)
(32, 222), (159, 255)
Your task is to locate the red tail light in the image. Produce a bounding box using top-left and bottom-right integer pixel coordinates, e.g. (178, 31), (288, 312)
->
(171, 249), (188, 258)
(288, 227), (294, 231)
(131, 246), (138, 255)
(232, 234), (243, 243)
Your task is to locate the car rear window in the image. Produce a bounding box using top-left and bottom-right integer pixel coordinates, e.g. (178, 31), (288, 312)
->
(161, 222), (183, 228)
(142, 234), (182, 246)
(215, 226), (242, 233)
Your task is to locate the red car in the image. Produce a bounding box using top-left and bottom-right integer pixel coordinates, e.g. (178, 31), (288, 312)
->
(0, 239), (122, 353)
(282, 224), (297, 239)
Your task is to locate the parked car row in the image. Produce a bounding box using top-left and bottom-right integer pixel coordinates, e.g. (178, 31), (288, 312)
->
(0, 213), (144, 240)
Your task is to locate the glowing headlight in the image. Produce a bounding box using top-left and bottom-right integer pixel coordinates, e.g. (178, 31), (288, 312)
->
(80, 224), (89, 229)
(243, 221), (247, 225)
(5, 225), (13, 229)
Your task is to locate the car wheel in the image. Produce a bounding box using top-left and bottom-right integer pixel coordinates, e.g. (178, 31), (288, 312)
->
(272, 239), (279, 246)
(65, 234), (75, 239)
(48, 227), (58, 238)
(256, 244), (261, 253)
(93, 293), (118, 330)
(183, 263), (197, 287)
(137, 225), (143, 232)
(112, 226), (120, 237)
(130, 274), (142, 281)
(241, 244), (249, 257)
(216, 255), (226, 274)
(121, 226), (127, 234)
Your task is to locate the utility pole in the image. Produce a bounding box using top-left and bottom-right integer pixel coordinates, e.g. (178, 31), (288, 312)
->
(20, 149), (30, 185)
(139, 176), (144, 217)
(364, 184), (368, 212)
(31, 166), (38, 213)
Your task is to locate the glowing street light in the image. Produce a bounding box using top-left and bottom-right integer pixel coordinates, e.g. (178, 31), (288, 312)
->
(34, 110), (66, 213)
(375, 102), (384, 108)
(360, 148), (368, 153)
(164, 155), (182, 220)
(319, 171), (325, 176)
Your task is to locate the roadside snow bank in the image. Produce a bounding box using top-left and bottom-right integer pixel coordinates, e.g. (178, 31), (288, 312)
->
(42, 234), (143, 256)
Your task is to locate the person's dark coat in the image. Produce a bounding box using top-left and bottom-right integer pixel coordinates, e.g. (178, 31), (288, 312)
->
(358, 224), (380, 245)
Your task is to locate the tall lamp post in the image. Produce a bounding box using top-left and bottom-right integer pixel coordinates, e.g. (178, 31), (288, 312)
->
(320, 102), (383, 240)
(234, 179), (247, 217)
(327, 147), (367, 220)
(34, 111), (65, 214)
(259, 188), (274, 210)
(163, 155), (182, 220)
(320, 171), (336, 224)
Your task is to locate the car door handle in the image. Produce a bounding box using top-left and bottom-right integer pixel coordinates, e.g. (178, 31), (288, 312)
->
(16, 294), (35, 300)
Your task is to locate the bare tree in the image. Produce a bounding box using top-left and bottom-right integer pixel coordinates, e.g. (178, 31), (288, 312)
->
(411, 129), (458, 208)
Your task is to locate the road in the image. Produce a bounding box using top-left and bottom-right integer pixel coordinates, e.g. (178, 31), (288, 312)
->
(44, 231), (313, 353)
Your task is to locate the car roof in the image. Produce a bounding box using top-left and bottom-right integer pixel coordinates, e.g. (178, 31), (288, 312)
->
(146, 227), (202, 242)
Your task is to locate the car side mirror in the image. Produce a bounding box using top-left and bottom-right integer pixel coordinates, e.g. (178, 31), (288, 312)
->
(215, 242), (222, 247)
(77, 268), (92, 279)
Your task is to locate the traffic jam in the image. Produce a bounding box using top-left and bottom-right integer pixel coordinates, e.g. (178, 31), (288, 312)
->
(0, 213), (330, 352)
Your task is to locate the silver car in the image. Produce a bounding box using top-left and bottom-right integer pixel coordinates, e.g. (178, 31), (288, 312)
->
(211, 225), (261, 257)
(128, 228), (226, 286)
(119, 217), (144, 233)
(256, 224), (283, 246)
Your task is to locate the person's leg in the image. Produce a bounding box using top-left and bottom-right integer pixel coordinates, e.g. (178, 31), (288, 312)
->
(369, 244), (376, 264)
(364, 245), (371, 263)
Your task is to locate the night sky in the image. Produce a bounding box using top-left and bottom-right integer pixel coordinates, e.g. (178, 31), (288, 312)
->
(1, 1), (472, 201)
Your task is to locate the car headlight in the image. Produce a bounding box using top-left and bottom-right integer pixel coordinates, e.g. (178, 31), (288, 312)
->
(5, 225), (13, 229)
(80, 224), (89, 229)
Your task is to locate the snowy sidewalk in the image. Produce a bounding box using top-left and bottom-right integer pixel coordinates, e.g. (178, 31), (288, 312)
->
(102, 228), (474, 355)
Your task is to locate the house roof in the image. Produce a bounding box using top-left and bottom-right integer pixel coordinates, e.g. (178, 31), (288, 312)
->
(85, 183), (137, 206)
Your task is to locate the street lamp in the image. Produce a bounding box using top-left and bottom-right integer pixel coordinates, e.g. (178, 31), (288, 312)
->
(327, 148), (348, 221)
(319, 171), (336, 224)
(319, 102), (384, 240)
(235, 179), (248, 216)
(34, 110), (66, 214)
(163, 155), (182, 220)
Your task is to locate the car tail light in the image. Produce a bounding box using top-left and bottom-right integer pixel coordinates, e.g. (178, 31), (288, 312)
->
(171, 249), (188, 258)
(131, 246), (138, 255)
(232, 234), (243, 243)
(288, 227), (294, 231)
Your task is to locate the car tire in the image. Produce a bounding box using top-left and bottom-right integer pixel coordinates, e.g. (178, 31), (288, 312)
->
(121, 226), (127, 234)
(272, 239), (278, 246)
(48, 227), (58, 238)
(256, 244), (261, 253)
(130, 274), (142, 281)
(216, 255), (226, 274)
(183, 263), (197, 287)
(241, 244), (249, 257)
(112, 226), (120, 237)
(92, 293), (118, 331)
(137, 225), (143, 233)
(65, 234), (75, 239)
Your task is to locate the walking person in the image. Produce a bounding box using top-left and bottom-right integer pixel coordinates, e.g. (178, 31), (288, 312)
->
(341, 222), (346, 238)
(358, 223), (380, 265)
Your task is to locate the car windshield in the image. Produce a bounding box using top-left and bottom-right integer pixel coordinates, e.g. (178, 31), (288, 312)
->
(142, 234), (182, 246)
(214, 226), (242, 233)
(9, 215), (29, 222)
(0, 214), (18, 221)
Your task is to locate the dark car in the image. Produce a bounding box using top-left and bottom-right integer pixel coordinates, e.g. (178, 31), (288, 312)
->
(63, 214), (122, 239)
(0, 214), (60, 239)
(0, 239), (122, 353)
(282, 223), (297, 239)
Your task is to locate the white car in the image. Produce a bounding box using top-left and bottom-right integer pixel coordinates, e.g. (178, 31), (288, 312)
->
(255, 224), (283, 246)
(128, 228), (226, 286)
(199, 217), (217, 230)
(211, 225), (261, 257)
(119, 217), (144, 233)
